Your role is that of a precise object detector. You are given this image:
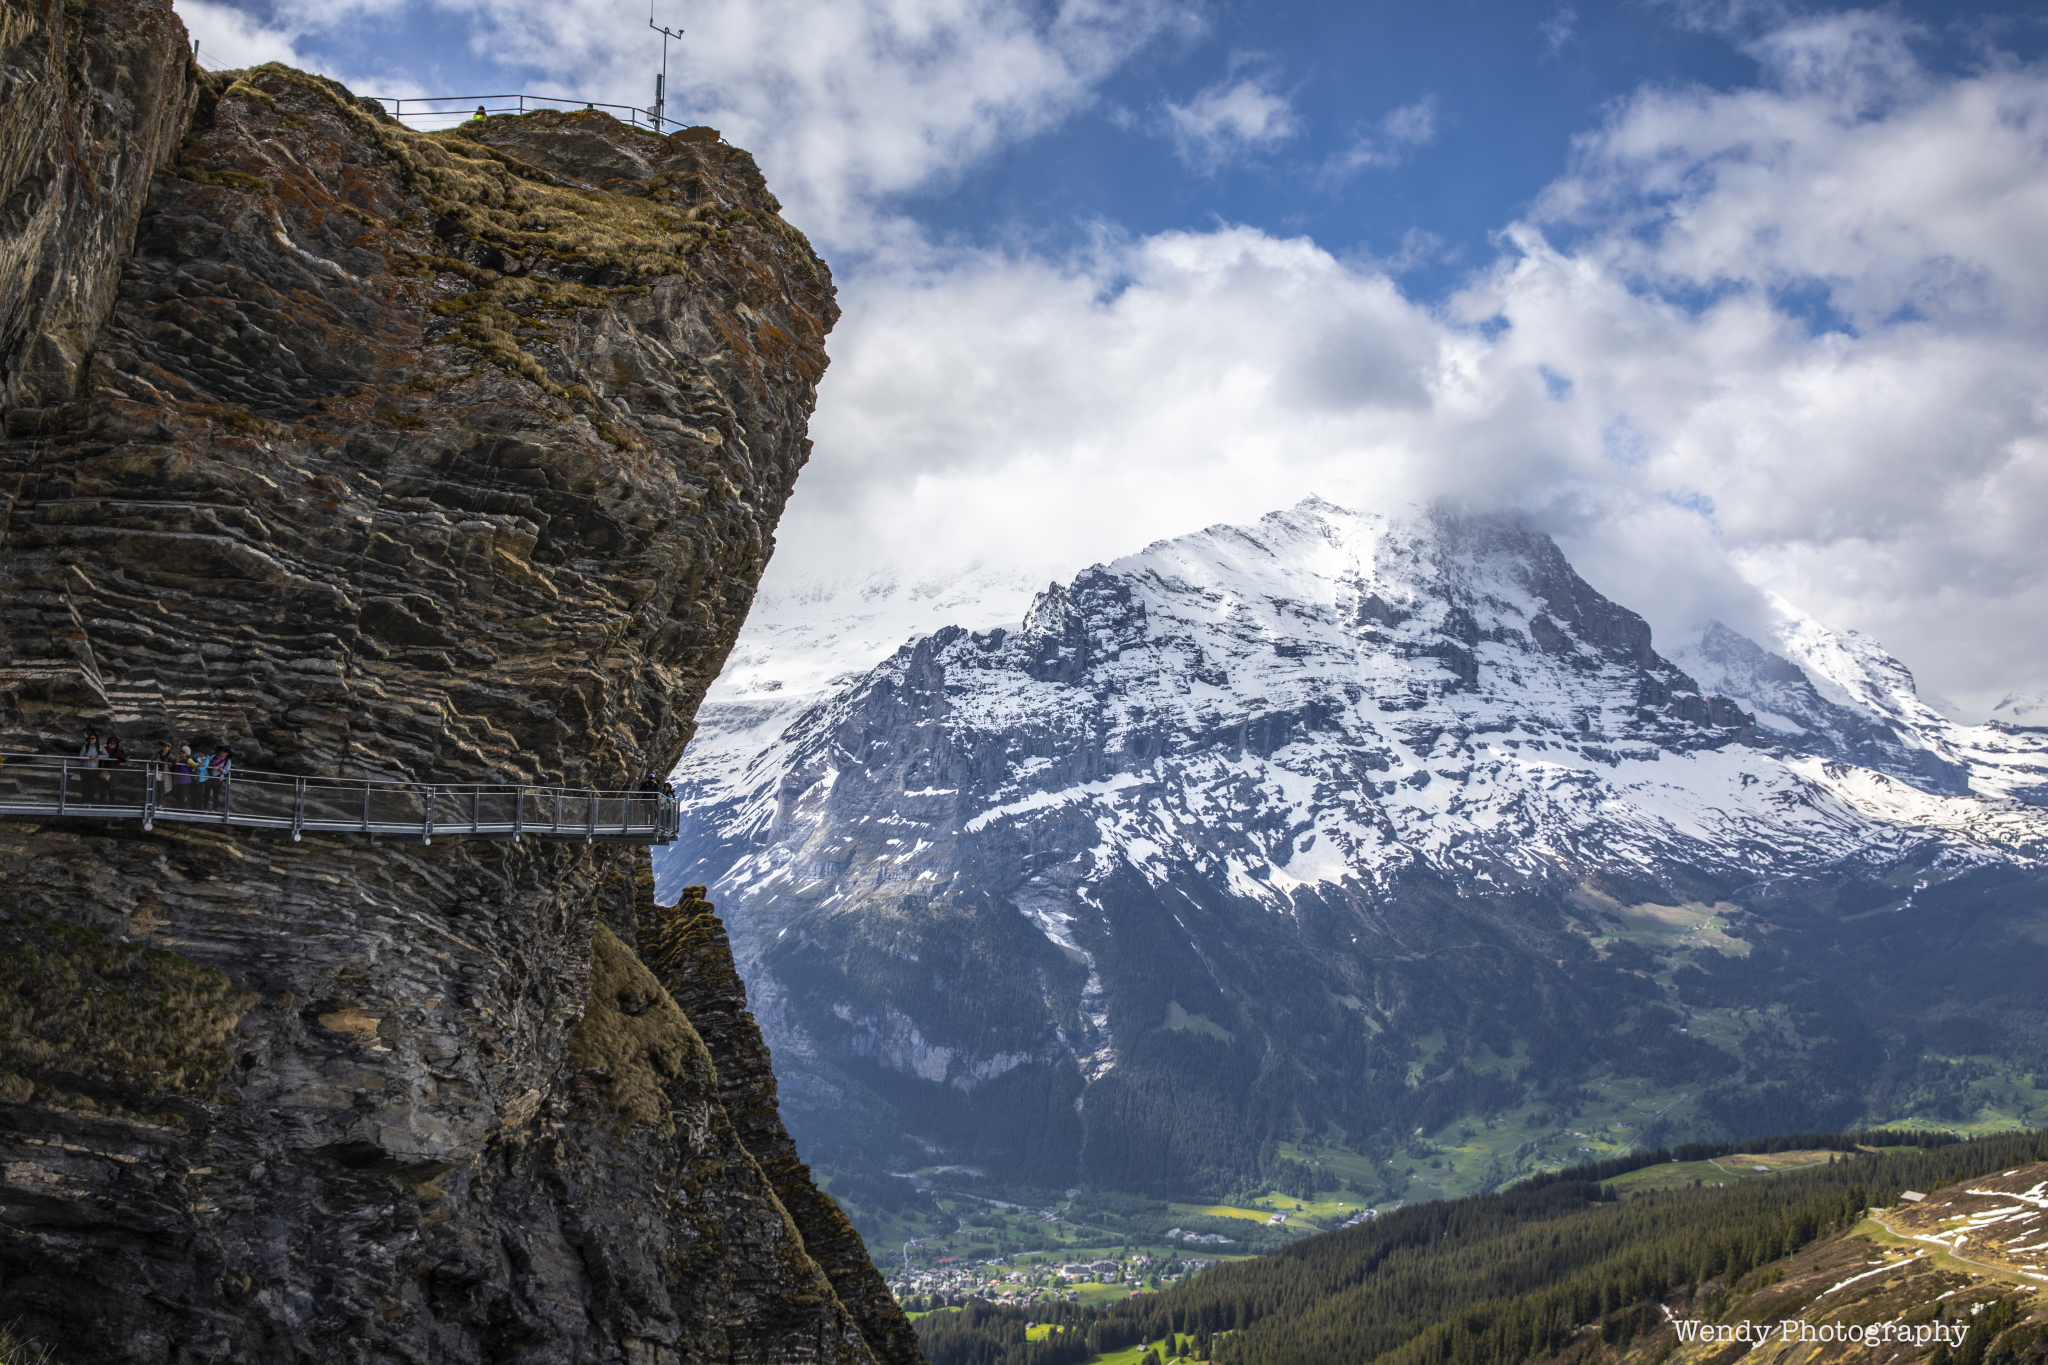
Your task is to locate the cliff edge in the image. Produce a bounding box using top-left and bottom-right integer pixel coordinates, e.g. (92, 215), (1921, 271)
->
(0, 2), (918, 1361)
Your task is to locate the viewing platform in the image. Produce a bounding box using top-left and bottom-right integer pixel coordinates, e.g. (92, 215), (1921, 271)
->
(0, 753), (679, 845)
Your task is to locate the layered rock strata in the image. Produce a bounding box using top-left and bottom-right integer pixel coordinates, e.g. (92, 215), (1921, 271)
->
(0, 0), (200, 410)
(0, 18), (914, 1365)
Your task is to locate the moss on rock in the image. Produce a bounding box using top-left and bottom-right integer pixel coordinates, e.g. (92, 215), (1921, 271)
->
(0, 917), (257, 1100)
(567, 923), (708, 1133)
(207, 65), (825, 404)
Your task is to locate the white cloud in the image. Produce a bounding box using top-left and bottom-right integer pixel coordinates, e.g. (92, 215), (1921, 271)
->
(1163, 65), (1301, 169)
(1324, 95), (1438, 176)
(1540, 6), (1578, 58)
(227, 0), (1194, 252)
(1489, 11), (2048, 702)
(177, 0), (316, 72)
(772, 13), (2048, 707)
(632, 0), (1194, 248)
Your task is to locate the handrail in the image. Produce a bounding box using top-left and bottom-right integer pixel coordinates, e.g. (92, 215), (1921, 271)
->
(0, 753), (680, 846)
(361, 92), (689, 132)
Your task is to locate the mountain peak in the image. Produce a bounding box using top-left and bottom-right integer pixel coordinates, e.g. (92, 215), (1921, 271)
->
(658, 498), (2048, 1203)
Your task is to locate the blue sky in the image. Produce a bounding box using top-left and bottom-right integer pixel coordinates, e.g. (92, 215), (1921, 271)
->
(902, 0), (1773, 293)
(183, 0), (2048, 707)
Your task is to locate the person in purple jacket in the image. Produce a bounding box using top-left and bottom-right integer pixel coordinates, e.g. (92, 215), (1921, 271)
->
(172, 744), (197, 808)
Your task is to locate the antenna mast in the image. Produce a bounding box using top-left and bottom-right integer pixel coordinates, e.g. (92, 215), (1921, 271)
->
(649, 6), (683, 130)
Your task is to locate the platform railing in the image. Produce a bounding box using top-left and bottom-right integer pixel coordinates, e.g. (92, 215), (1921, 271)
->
(363, 92), (677, 131)
(0, 753), (678, 845)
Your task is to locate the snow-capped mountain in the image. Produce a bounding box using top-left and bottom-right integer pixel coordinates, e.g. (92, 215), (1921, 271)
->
(1993, 688), (2048, 726)
(657, 499), (2048, 1197)
(677, 562), (1060, 819)
(1668, 612), (2048, 843)
(1666, 616), (1968, 794)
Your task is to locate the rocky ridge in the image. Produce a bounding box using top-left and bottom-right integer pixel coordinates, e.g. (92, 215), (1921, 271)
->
(0, 4), (916, 1361)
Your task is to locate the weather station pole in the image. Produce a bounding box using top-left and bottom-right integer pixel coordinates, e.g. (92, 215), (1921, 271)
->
(649, 7), (683, 130)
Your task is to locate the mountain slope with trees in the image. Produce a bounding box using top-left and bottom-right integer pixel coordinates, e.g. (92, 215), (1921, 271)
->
(916, 1129), (2048, 1365)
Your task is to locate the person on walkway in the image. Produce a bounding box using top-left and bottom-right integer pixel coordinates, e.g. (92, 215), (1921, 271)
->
(638, 770), (671, 819)
(79, 729), (105, 803)
(172, 745), (196, 808)
(101, 735), (126, 800)
(155, 741), (174, 808)
(206, 746), (233, 812)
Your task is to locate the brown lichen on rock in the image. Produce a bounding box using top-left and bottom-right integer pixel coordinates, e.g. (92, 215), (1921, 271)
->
(1, 51), (835, 782)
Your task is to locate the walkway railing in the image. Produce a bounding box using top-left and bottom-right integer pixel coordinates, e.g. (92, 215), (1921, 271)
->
(0, 754), (679, 845)
(363, 93), (674, 131)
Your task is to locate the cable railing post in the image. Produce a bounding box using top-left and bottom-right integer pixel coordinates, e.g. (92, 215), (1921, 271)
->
(513, 787), (524, 842)
(472, 786), (481, 833)
(362, 782), (371, 834)
(423, 787), (435, 846)
(58, 759), (68, 814)
(586, 789), (596, 845)
(291, 777), (307, 842)
(221, 771), (233, 823)
(552, 787), (562, 836)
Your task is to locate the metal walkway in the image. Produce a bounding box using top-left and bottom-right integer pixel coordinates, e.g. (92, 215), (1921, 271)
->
(0, 753), (678, 845)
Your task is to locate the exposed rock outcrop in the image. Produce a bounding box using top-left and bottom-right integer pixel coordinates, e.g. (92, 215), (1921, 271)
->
(0, 10), (914, 1363)
(642, 888), (924, 1365)
(0, 0), (200, 410)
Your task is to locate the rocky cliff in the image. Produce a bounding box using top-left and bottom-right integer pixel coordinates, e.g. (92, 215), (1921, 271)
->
(0, 0), (198, 411)
(0, 4), (918, 1362)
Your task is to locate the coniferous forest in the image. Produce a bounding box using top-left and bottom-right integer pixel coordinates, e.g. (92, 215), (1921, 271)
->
(915, 1128), (2048, 1365)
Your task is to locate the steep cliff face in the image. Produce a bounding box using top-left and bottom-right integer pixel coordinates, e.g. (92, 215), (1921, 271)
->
(0, 16), (916, 1364)
(0, 0), (199, 411)
(642, 889), (924, 1365)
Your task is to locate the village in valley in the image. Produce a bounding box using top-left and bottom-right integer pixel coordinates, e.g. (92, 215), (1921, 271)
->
(876, 1180), (1384, 1313)
(891, 1250), (1220, 1312)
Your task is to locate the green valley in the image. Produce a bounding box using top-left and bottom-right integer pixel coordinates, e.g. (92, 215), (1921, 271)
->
(912, 1128), (2048, 1365)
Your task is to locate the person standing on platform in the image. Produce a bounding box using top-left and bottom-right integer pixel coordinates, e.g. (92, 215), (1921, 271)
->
(101, 735), (126, 800)
(207, 746), (233, 812)
(173, 745), (197, 808)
